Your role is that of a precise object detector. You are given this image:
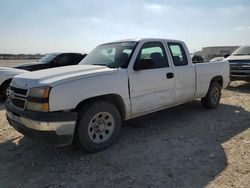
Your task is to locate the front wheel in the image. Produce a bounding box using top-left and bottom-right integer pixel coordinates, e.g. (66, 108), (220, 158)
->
(77, 101), (121, 152)
(201, 82), (221, 109)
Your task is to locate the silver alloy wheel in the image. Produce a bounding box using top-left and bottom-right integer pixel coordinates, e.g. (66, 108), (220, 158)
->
(211, 86), (220, 105)
(88, 112), (115, 143)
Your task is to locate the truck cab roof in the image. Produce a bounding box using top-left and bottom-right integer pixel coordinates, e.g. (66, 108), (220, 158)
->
(102, 38), (184, 45)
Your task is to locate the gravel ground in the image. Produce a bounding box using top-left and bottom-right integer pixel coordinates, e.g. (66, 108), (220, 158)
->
(0, 60), (249, 188)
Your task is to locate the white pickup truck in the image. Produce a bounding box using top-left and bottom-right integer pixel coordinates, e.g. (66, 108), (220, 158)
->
(6, 38), (230, 152)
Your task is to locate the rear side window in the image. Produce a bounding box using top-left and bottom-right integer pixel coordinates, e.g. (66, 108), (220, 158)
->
(168, 43), (188, 66)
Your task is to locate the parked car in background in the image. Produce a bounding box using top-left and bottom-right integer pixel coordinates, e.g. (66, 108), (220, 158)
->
(0, 68), (29, 100)
(210, 57), (224, 62)
(226, 46), (250, 81)
(0, 53), (86, 100)
(6, 38), (230, 152)
(191, 55), (206, 63)
(13, 53), (87, 71)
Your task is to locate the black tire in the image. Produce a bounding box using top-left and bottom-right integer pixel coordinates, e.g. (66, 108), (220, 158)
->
(0, 80), (11, 101)
(201, 81), (221, 109)
(77, 101), (121, 152)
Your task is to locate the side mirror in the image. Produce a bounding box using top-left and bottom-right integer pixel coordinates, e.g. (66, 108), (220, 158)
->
(134, 59), (154, 71)
(224, 54), (230, 58)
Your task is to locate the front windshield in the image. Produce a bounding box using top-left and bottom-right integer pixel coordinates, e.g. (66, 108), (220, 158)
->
(232, 46), (250, 56)
(39, 53), (59, 63)
(79, 42), (137, 68)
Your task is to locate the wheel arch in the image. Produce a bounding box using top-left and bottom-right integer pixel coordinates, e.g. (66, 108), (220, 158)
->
(210, 75), (223, 88)
(74, 94), (126, 121)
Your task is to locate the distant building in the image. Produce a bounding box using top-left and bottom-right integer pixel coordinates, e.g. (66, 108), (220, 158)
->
(195, 46), (239, 60)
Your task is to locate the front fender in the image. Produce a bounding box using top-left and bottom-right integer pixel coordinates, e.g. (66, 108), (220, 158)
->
(48, 69), (130, 118)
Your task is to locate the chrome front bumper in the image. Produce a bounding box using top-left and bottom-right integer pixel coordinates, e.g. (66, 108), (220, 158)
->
(5, 100), (78, 146)
(6, 110), (76, 135)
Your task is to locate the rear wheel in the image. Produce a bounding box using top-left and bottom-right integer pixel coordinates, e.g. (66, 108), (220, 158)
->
(77, 101), (121, 152)
(201, 82), (221, 109)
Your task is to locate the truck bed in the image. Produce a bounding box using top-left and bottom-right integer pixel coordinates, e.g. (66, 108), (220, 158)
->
(194, 61), (230, 99)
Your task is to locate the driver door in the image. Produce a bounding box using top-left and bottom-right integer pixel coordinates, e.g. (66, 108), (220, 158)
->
(129, 42), (175, 116)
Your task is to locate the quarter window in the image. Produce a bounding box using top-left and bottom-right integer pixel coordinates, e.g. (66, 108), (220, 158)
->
(168, 43), (188, 66)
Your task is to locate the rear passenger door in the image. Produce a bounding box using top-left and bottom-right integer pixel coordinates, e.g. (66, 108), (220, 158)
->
(167, 42), (195, 103)
(129, 41), (175, 116)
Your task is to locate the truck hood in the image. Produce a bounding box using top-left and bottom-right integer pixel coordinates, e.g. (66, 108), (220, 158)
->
(12, 65), (118, 89)
(227, 55), (250, 61)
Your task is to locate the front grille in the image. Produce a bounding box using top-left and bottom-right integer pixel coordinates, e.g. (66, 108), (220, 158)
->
(228, 60), (250, 64)
(9, 86), (28, 96)
(231, 72), (250, 76)
(229, 60), (250, 77)
(9, 86), (28, 110)
(10, 98), (26, 109)
(229, 60), (250, 70)
(230, 65), (250, 70)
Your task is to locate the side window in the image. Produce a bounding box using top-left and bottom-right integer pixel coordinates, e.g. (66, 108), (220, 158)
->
(168, 43), (188, 66)
(136, 42), (169, 69)
(56, 54), (73, 66)
(73, 54), (84, 64)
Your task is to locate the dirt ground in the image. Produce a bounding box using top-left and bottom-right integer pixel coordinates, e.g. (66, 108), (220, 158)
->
(0, 60), (249, 188)
(0, 60), (36, 68)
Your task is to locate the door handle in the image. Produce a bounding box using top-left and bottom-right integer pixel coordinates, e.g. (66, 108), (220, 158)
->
(166, 72), (174, 79)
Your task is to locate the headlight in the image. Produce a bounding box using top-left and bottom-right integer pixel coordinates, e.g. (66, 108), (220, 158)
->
(26, 86), (51, 112)
(28, 87), (51, 98)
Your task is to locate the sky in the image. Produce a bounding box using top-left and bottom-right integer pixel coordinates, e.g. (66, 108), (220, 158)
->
(0, 0), (250, 54)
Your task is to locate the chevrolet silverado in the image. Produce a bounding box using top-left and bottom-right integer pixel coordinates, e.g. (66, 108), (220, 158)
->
(6, 38), (230, 152)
